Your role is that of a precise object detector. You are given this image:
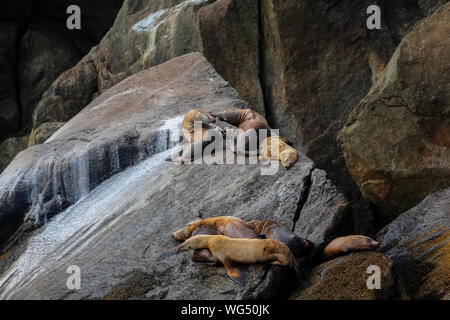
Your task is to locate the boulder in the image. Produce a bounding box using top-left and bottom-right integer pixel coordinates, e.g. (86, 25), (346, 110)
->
(0, 53), (349, 300)
(0, 136), (29, 173)
(290, 252), (407, 300)
(338, 4), (450, 217)
(377, 188), (450, 300)
(18, 23), (89, 129)
(28, 122), (65, 147)
(199, 0), (264, 114)
(0, 0), (123, 170)
(294, 169), (351, 245)
(0, 23), (22, 140)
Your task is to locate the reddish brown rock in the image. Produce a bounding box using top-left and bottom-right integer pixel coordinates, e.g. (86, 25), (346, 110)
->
(338, 4), (450, 216)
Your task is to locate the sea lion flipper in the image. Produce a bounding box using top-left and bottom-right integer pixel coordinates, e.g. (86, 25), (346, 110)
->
(223, 259), (246, 286)
(225, 265), (246, 286)
(157, 245), (182, 262)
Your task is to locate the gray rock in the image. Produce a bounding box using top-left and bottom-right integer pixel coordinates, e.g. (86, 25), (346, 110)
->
(0, 53), (349, 300)
(377, 188), (450, 300)
(294, 169), (351, 246)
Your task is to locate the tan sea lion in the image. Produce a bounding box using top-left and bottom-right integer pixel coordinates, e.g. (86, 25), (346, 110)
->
(247, 220), (313, 257)
(259, 136), (298, 169)
(181, 109), (217, 143)
(321, 235), (380, 261)
(173, 216), (260, 266)
(212, 109), (271, 156)
(158, 235), (300, 285)
(172, 216), (260, 241)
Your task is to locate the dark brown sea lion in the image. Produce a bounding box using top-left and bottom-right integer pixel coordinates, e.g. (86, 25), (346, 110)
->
(158, 235), (300, 285)
(212, 109), (271, 156)
(247, 220), (313, 257)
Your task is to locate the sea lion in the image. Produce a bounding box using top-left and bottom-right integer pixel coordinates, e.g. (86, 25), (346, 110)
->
(189, 226), (221, 265)
(158, 235), (300, 285)
(212, 109), (271, 156)
(259, 136), (298, 169)
(181, 110), (217, 143)
(321, 235), (380, 261)
(247, 220), (313, 257)
(172, 216), (260, 241)
(172, 216), (261, 266)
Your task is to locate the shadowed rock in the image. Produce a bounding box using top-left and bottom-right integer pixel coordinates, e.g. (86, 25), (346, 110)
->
(377, 188), (450, 300)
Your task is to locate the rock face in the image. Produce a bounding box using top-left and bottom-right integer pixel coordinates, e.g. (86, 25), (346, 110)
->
(0, 23), (22, 140)
(377, 188), (450, 300)
(22, 0), (448, 233)
(338, 4), (450, 217)
(0, 53), (350, 299)
(0, 1), (123, 170)
(0, 136), (29, 175)
(290, 252), (407, 300)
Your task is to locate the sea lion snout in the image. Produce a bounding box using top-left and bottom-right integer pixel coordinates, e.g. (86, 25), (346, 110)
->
(366, 238), (380, 250)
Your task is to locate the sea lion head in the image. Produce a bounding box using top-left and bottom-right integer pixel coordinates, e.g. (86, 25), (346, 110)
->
(348, 235), (380, 251)
(172, 220), (201, 241)
(196, 111), (216, 125)
(172, 226), (190, 240)
(280, 150), (297, 169)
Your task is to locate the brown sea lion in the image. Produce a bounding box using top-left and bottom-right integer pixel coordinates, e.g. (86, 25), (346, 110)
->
(247, 220), (313, 257)
(189, 226), (220, 265)
(158, 235), (300, 285)
(172, 216), (260, 241)
(181, 110), (217, 143)
(259, 136), (298, 169)
(321, 235), (380, 261)
(212, 109), (271, 156)
(173, 217), (260, 266)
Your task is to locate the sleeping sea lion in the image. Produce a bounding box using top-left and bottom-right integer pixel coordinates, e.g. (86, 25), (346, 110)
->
(158, 235), (300, 285)
(172, 216), (260, 266)
(181, 110), (217, 143)
(172, 216), (260, 241)
(321, 235), (380, 261)
(212, 109), (271, 156)
(259, 136), (298, 169)
(247, 220), (313, 257)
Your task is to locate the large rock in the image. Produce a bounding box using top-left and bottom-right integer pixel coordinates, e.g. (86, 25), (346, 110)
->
(0, 0), (123, 169)
(377, 188), (450, 300)
(289, 252), (407, 300)
(294, 169), (351, 245)
(18, 23), (89, 129)
(199, 0), (264, 114)
(0, 23), (22, 140)
(0, 136), (29, 174)
(0, 53), (349, 300)
(338, 4), (450, 217)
